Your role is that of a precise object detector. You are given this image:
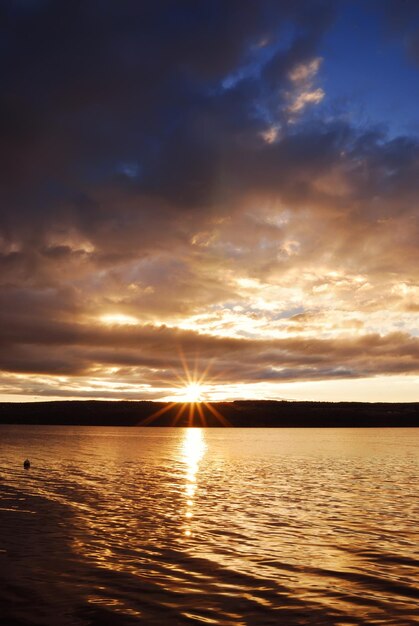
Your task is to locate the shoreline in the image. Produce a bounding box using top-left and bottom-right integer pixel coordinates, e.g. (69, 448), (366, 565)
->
(0, 400), (418, 427)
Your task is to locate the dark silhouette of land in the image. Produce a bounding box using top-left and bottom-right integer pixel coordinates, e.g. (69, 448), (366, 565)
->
(0, 400), (417, 427)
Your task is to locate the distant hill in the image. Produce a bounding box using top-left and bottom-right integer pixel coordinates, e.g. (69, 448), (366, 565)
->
(0, 400), (418, 427)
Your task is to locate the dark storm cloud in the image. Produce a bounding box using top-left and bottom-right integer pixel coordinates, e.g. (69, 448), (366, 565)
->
(0, 0), (333, 212)
(1, 0), (416, 260)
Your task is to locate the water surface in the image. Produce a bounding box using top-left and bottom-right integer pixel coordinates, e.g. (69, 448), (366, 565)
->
(0, 426), (418, 625)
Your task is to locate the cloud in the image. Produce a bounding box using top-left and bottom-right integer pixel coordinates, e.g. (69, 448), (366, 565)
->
(1, 1), (419, 399)
(287, 57), (325, 115)
(288, 87), (325, 113)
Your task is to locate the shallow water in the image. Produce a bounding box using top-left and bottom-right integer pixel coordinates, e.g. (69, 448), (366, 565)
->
(0, 426), (418, 625)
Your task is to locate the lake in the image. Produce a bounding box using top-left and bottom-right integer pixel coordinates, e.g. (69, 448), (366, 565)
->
(0, 426), (417, 625)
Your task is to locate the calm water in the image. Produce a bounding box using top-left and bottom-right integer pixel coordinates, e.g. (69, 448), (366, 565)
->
(0, 426), (418, 626)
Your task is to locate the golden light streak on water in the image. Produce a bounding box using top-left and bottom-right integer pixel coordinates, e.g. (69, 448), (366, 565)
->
(181, 428), (206, 538)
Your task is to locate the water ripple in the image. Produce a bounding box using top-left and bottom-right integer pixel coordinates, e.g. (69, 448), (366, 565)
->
(0, 426), (418, 625)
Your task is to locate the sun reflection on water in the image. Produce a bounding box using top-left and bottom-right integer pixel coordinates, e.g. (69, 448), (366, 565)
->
(181, 428), (206, 538)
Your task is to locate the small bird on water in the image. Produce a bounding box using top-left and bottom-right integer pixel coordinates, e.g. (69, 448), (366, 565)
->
(23, 459), (30, 469)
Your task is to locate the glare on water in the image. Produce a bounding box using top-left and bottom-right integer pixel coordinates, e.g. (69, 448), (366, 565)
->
(181, 428), (206, 537)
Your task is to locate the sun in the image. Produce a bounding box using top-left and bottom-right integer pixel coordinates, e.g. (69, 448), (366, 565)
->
(182, 383), (203, 403)
(139, 350), (231, 426)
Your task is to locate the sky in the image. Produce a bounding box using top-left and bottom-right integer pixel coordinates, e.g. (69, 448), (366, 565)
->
(1, 0), (419, 403)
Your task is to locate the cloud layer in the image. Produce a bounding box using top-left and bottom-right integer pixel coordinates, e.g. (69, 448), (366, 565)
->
(1, 1), (419, 400)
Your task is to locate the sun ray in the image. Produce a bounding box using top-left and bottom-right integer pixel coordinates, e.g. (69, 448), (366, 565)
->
(172, 402), (189, 426)
(137, 401), (177, 425)
(188, 402), (195, 426)
(178, 346), (193, 386)
(203, 401), (231, 426)
(196, 402), (207, 427)
(140, 347), (230, 427)
(196, 357), (215, 386)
